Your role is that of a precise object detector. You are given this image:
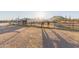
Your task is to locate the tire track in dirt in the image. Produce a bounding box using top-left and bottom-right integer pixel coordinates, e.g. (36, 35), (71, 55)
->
(42, 28), (78, 48)
(42, 28), (61, 48)
(52, 29), (79, 48)
(0, 27), (42, 48)
(0, 27), (28, 48)
(42, 28), (54, 48)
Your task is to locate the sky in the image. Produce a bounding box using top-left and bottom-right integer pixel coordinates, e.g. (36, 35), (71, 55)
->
(0, 11), (79, 20)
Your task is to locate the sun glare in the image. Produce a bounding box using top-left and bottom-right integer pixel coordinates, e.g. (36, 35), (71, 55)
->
(35, 11), (46, 19)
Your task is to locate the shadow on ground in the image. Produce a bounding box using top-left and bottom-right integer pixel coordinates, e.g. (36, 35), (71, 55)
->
(0, 25), (23, 34)
(42, 29), (54, 48)
(51, 30), (78, 48)
(25, 25), (55, 29)
(26, 24), (79, 32)
(42, 28), (79, 48)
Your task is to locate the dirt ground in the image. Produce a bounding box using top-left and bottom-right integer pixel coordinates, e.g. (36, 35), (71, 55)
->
(56, 29), (79, 42)
(0, 23), (79, 48)
(0, 25), (42, 48)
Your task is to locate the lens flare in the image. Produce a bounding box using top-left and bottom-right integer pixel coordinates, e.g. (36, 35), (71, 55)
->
(35, 11), (46, 19)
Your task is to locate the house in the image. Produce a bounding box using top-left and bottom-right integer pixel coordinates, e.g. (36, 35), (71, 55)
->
(17, 18), (27, 25)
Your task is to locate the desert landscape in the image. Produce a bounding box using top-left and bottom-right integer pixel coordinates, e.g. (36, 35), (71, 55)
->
(0, 11), (79, 48)
(0, 22), (79, 48)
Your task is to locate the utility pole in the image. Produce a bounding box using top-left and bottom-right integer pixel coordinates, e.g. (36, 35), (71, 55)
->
(73, 18), (74, 31)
